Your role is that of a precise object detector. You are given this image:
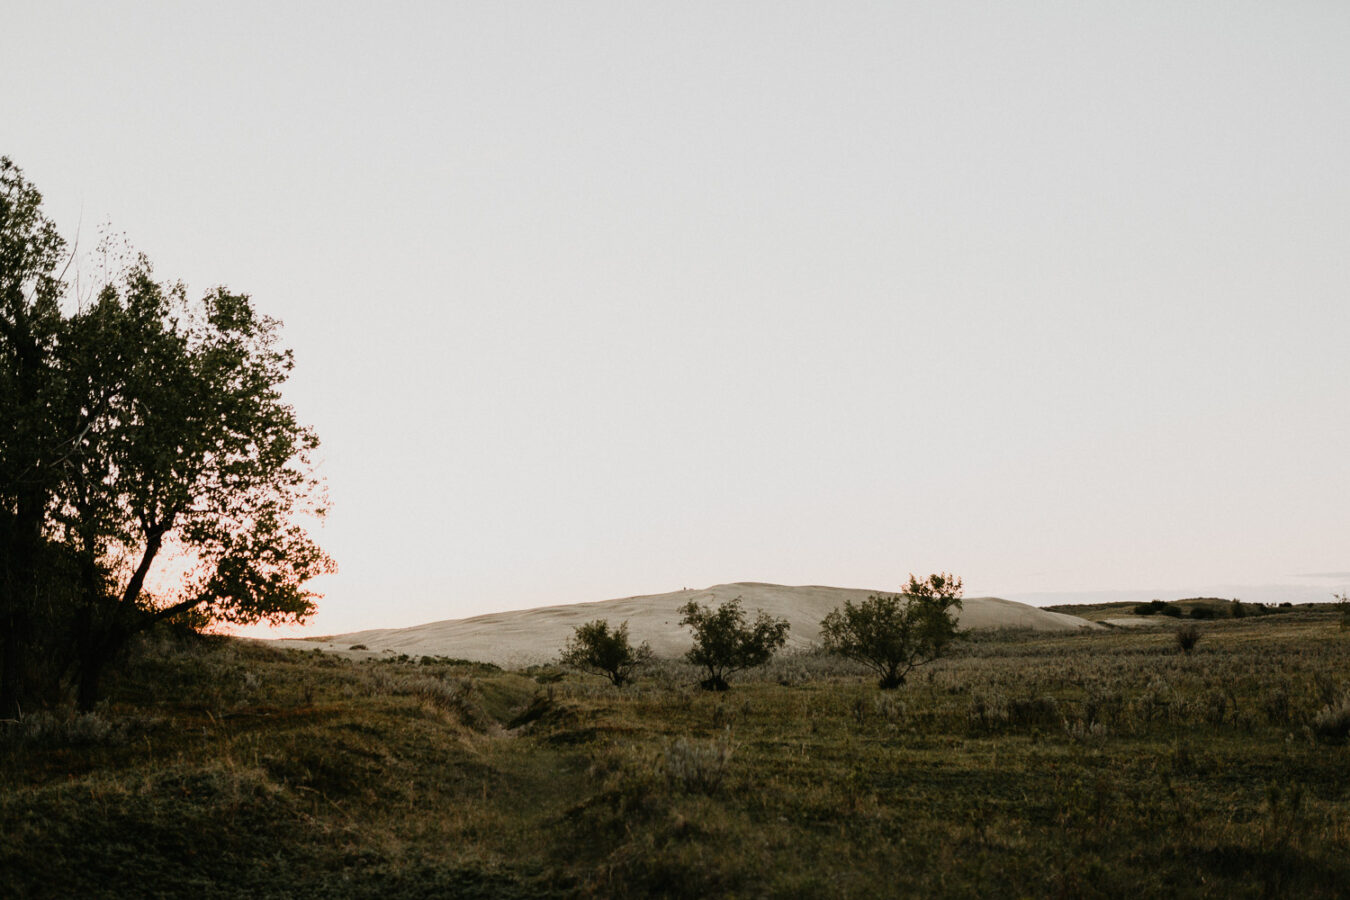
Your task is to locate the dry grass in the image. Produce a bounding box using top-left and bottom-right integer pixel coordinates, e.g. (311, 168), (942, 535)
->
(4, 611), (1350, 897)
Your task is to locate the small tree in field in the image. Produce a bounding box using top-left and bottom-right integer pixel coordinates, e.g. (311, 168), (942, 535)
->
(560, 619), (652, 687)
(820, 573), (964, 689)
(679, 597), (789, 691)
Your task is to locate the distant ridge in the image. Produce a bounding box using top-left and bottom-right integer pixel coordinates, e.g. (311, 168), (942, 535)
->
(280, 582), (1099, 667)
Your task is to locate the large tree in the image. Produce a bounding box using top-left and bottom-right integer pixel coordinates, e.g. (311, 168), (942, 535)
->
(0, 157), (70, 716)
(0, 158), (332, 712)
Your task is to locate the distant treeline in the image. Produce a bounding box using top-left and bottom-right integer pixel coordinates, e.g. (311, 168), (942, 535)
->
(1132, 598), (1290, 619)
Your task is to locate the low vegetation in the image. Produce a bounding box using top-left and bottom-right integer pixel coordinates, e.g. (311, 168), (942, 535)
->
(1176, 624), (1203, 654)
(5, 607), (1350, 897)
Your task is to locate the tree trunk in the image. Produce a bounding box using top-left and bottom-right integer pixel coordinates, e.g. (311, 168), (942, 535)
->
(68, 522), (171, 710)
(1, 491), (46, 718)
(75, 649), (106, 712)
(74, 622), (128, 712)
(700, 674), (730, 691)
(0, 608), (29, 719)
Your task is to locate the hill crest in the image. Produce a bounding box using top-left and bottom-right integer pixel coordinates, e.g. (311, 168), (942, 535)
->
(279, 582), (1099, 667)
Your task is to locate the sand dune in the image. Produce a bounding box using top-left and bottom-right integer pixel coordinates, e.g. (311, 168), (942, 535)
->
(279, 582), (1100, 668)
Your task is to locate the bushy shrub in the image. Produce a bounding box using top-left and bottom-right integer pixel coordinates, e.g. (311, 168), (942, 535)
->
(1176, 625), (1202, 654)
(560, 619), (653, 687)
(1134, 599), (1184, 617)
(820, 573), (964, 689)
(1189, 606), (1218, 620)
(679, 598), (789, 691)
(1312, 694), (1350, 744)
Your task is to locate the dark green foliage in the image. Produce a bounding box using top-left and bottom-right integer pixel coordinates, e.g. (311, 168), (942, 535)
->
(0, 158), (332, 712)
(1189, 605), (1219, 620)
(1133, 599), (1185, 617)
(1176, 624), (1202, 654)
(679, 597), (789, 690)
(559, 619), (652, 687)
(819, 572), (964, 689)
(0, 157), (71, 718)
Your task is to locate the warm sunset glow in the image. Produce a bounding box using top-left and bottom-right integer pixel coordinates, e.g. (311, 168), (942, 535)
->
(5, 3), (1346, 638)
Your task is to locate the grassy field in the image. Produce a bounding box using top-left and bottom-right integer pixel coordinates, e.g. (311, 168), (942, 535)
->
(4, 609), (1350, 898)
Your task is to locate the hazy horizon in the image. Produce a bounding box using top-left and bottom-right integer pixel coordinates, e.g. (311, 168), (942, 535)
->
(4, 3), (1347, 637)
(272, 575), (1347, 637)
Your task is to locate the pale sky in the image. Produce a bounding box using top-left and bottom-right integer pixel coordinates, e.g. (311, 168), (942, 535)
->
(4, 2), (1347, 635)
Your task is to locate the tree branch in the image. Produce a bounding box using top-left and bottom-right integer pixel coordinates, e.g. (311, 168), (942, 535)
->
(119, 518), (171, 610)
(149, 593), (208, 624)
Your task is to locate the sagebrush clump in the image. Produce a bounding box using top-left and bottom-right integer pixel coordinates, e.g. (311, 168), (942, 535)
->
(1312, 694), (1350, 744)
(664, 730), (735, 795)
(1176, 625), (1202, 654)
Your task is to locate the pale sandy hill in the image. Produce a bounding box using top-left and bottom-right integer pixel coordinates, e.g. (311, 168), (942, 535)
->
(279, 582), (1099, 668)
